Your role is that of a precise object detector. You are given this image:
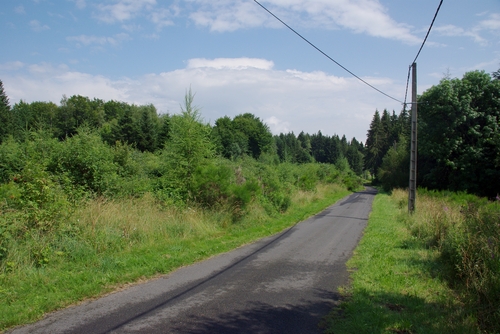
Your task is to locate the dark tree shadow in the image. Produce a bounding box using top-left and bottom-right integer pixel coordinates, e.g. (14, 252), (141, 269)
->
(167, 290), (343, 334)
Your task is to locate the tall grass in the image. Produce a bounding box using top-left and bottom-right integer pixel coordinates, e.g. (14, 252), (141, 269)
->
(0, 180), (350, 331)
(392, 189), (500, 332)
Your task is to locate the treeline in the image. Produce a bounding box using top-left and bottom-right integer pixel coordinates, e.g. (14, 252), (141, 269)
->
(0, 84), (365, 173)
(365, 70), (500, 199)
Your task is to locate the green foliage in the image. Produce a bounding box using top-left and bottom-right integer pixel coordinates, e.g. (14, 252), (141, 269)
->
(418, 70), (500, 198)
(212, 116), (246, 160)
(232, 113), (273, 159)
(396, 188), (500, 332)
(377, 135), (410, 191)
(190, 160), (260, 217)
(492, 66), (500, 80)
(48, 128), (119, 196)
(365, 109), (409, 180)
(56, 95), (105, 139)
(160, 89), (214, 201)
(326, 191), (479, 334)
(275, 132), (313, 163)
(441, 202), (500, 330)
(10, 101), (59, 140)
(212, 113), (273, 160)
(191, 161), (233, 208)
(0, 79), (11, 143)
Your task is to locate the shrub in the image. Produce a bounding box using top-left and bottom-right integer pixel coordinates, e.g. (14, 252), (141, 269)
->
(190, 162), (233, 208)
(0, 163), (70, 268)
(48, 128), (119, 196)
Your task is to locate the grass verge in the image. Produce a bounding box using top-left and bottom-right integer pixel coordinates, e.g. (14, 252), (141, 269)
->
(323, 191), (479, 334)
(0, 184), (350, 332)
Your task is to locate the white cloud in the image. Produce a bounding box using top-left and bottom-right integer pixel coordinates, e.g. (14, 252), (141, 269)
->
(435, 13), (500, 46)
(0, 58), (404, 141)
(67, 33), (130, 47)
(189, 1), (269, 32)
(14, 6), (25, 14)
(30, 20), (50, 32)
(74, 0), (87, 10)
(265, 116), (291, 134)
(95, 0), (157, 23)
(149, 8), (174, 29)
(188, 0), (420, 44)
(0, 61), (25, 71)
(478, 13), (500, 32)
(435, 24), (486, 45)
(187, 58), (274, 70)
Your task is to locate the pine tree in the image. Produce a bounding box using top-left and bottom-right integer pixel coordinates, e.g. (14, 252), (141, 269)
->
(365, 110), (384, 176)
(493, 67), (500, 80)
(0, 79), (11, 142)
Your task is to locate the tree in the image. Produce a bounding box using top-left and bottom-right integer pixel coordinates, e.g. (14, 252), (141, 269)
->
(296, 131), (313, 163)
(56, 95), (104, 138)
(137, 105), (158, 152)
(418, 70), (500, 197)
(10, 101), (58, 139)
(115, 107), (140, 146)
(163, 88), (215, 200)
(212, 116), (246, 160)
(232, 113), (273, 159)
(377, 135), (409, 191)
(0, 79), (11, 142)
(493, 67), (500, 80)
(346, 138), (364, 176)
(156, 114), (171, 149)
(364, 110), (384, 176)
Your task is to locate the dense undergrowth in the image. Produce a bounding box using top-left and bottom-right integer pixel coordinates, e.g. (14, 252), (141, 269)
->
(0, 126), (360, 330)
(396, 189), (500, 332)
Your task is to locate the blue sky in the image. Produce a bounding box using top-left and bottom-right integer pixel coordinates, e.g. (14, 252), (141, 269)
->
(1, 0), (499, 142)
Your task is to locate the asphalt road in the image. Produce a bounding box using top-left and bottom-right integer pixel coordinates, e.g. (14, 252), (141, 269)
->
(10, 187), (377, 334)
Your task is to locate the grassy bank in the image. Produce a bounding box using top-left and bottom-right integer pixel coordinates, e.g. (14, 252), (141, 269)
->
(324, 190), (480, 334)
(0, 183), (350, 331)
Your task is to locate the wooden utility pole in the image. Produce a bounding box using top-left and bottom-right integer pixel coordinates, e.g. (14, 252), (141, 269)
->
(408, 63), (417, 213)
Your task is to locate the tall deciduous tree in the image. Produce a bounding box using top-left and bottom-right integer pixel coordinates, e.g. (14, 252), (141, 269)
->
(418, 70), (500, 197)
(56, 95), (104, 138)
(232, 113), (273, 160)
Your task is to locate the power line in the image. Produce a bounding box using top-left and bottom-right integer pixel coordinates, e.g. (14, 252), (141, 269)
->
(412, 0), (444, 64)
(404, 0), (444, 110)
(403, 65), (412, 112)
(253, 0), (403, 104)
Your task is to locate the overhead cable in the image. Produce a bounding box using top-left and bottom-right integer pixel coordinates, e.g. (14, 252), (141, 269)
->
(412, 0), (444, 65)
(404, 0), (444, 109)
(253, 0), (404, 104)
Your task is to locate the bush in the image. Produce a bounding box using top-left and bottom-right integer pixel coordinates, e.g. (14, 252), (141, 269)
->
(48, 128), (119, 196)
(190, 161), (233, 208)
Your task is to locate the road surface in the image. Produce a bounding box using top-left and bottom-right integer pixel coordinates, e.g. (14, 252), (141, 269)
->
(9, 187), (376, 334)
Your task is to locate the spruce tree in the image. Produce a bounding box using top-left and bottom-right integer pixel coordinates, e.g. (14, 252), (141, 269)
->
(0, 79), (11, 142)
